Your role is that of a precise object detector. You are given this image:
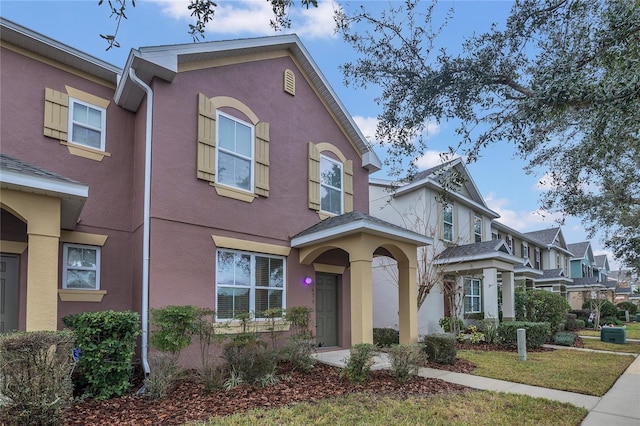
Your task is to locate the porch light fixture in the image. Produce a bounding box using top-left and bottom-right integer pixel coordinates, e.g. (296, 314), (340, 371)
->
(303, 276), (313, 286)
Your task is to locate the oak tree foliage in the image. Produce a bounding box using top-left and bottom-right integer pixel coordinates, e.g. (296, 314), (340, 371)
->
(335, 0), (640, 271)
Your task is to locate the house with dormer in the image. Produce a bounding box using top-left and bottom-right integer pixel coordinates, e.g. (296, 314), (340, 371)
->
(370, 158), (522, 334)
(565, 241), (613, 309)
(0, 18), (432, 370)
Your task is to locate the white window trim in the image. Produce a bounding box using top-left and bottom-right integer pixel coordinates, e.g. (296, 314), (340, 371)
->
(522, 242), (529, 259)
(464, 278), (482, 314)
(473, 214), (482, 243)
(506, 235), (513, 253)
(215, 248), (286, 321)
(443, 203), (454, 242)
(68, 97), (106, 152)
(319, 154), (343, 215)
(535, 248), (541, 269)
(62, 243), (101, 290)
(215, 111), (255, 194)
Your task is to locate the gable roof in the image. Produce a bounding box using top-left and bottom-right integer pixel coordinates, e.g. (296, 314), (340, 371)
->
(535, 268), (573, 284)
(290, 211), (432, 248)
(434, 239), (522, 266)
(567, 241), (592, 260)
(594, 255), (610, 270)
(0, 154), (88, 229)
(114, 34), (381, 172)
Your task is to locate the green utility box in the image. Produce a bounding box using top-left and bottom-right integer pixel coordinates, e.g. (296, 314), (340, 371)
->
(601, 327), (626, 344)
(636, 313), (640, 322)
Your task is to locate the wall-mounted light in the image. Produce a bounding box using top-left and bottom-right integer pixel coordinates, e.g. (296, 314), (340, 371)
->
(303, 276), (313, 286)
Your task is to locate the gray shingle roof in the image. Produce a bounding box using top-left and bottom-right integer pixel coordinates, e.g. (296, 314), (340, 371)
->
(539, 268), (565, 279)
(292, 211), (409, 239)
(567, 276), (600, 287)
(523, 228), (560, 245)
(436, 240), (510, 260)
(567, 241), (590, 259)
(1, 154), (82, 185)
(594, 255), (608, 269)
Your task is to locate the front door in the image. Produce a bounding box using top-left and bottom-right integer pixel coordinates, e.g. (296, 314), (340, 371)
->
(315, 273), (338, 347)
(0, 255), (19, 333)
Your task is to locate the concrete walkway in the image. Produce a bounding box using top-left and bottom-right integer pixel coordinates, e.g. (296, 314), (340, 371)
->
(314, 347), (640, 425)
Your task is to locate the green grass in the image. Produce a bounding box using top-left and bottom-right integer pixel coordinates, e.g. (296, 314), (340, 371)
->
(197, 392), (587, 426)
(456, 349), (633, 396)
(579, 322), (640, 339)
(581, 339), (640, 354)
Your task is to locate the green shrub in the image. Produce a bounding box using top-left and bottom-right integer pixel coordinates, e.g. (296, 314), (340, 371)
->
(386, 344), (425, 383)
(143, 352), (182, 399)
(438, 317), (464, 333)
(149, 305), (201, 357)
(285, 306), (313, 338)
(553, 332), (577, 346)
(575, 319), (586, 329)
(201, 363), (229, 393)
(373, 328), (399, 347)
(421, 334), (457, 364)
(569, 309), (591, 322)
(582, 300), (618, 318)
(520, 290), (569, 331)
(600, 316), (623, 326)
(63, 310), (139, 400)
(340, 343), (377, 383)
(617, 301), (638, 316)
(565, 313), (578, 331)
(222, 338), (278, 386)
(498, 321), (551, 349)
(480, 319), (498, 344)
(0, 331), (76, 426)
(281, 335), (317, 372)
(556, 322), (566, 332)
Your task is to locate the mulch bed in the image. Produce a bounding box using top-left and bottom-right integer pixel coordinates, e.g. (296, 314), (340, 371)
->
(63, 362), (469, 425)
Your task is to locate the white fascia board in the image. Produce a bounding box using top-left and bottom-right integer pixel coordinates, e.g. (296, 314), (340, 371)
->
(535, 277), (573, 284)
(434, 251), (523, 266)
(1, 169), (88, 199)
(291, 219), (433, 248)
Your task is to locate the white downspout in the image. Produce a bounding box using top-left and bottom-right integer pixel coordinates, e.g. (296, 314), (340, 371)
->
(129, 68), (152, 376)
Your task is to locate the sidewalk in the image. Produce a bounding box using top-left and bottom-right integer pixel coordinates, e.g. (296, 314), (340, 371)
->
(314, 347), (640, 425)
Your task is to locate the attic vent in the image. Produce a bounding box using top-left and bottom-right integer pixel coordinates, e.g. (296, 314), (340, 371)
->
(284, 69), (295, 96)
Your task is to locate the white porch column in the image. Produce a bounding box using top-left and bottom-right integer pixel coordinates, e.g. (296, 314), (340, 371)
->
(501, 271), (516, 321)
(482, 268), (499, 321)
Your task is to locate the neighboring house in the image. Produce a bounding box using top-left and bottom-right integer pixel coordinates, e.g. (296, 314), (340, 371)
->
(565, 241), (612, 309)
(522, 227), (574, 296)
(370, 158), (522, 335)
(610, 270), (639, 305)
(594, 254), (611, 283)
(0, 19), (432, 370)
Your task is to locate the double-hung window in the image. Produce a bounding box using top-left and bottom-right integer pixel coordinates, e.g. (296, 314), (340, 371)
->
(216, 112), (254, 192)
(62, 244), (101, 289)
(464, 278), (481, 314)
(443, 203), (454, 241)
(473, 214), (482, 243)
(522, 242), (529, 259)
(69, 98), (106, 151)
(320, 155), (343, 215)
(216, 249), (285, 320)
(535, 248), (541, 269)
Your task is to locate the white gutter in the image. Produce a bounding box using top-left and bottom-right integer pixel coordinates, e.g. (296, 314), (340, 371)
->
(128, 68), (152, 376)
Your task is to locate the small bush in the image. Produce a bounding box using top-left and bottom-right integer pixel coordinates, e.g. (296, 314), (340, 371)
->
(285, 306), (313, 338)
(421, 334), (457, 364)
(480, 319), (498, 344)
(600, 316), (623, 326)
(582, 300), (618, 318)
(149, 305), (201, 357)
(617, 301), (638, 316)
(520, 290), (569, 331)
(553, 332), (577, 346)
(439, 317), (464, 333)
(143, 353), (182, 399)
(556, 322), (566, 332)
(575, 319), (586, 329)
(386, 344), (425, 383)
(281, 335), (317, 372)
(498, 321), (551, 349)
(0, 331), (76, 426)
(63, 310), (139, 400)
(340, 343), (376, 383)
(222, 338), (278, 386)
(569, 309), (591, 323)
(565, 313), (579, 331)
(373, 328), (399, 348)
(201, 363), (229, 393)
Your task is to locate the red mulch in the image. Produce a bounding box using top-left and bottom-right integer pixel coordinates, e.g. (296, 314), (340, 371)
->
(63, 362), (469, 425)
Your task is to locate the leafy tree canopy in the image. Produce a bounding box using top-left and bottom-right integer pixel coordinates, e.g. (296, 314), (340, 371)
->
(98, 0), (318, 49)
(335, 0), (640, 272)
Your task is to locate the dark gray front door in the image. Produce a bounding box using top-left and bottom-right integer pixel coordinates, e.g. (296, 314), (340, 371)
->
(0, 255), (19, 333)
(315, 273), (338, 347)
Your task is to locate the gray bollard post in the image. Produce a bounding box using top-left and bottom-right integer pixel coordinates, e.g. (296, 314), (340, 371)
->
(517, 328), (527, 361)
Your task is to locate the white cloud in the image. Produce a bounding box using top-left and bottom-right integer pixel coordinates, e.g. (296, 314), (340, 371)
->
(352, 116), (378, 143)
(484, 192), (564, 231)
(149, 0), (338, 38)
(414, 150), (460, 169)
(534, 172), (557, 192)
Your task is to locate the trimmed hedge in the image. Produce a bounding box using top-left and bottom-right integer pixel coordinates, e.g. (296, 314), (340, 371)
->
(373, 328), (399, 348)
(421, 334), (457, 364)
(553, 332), (577, 347)
(617, 301), (638, 316)
(63, 310), (140, 400)
(498, 321), (551, 349)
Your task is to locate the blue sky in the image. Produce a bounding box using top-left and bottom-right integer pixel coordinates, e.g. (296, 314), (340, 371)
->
(1, 0), (621, 269)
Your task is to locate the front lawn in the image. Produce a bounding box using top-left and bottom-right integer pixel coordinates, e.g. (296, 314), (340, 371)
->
(579, 322), (640, 339)
(201, 391), (587, 426)
(581, 339), (640, 354)
(456, 349), (633, 396)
